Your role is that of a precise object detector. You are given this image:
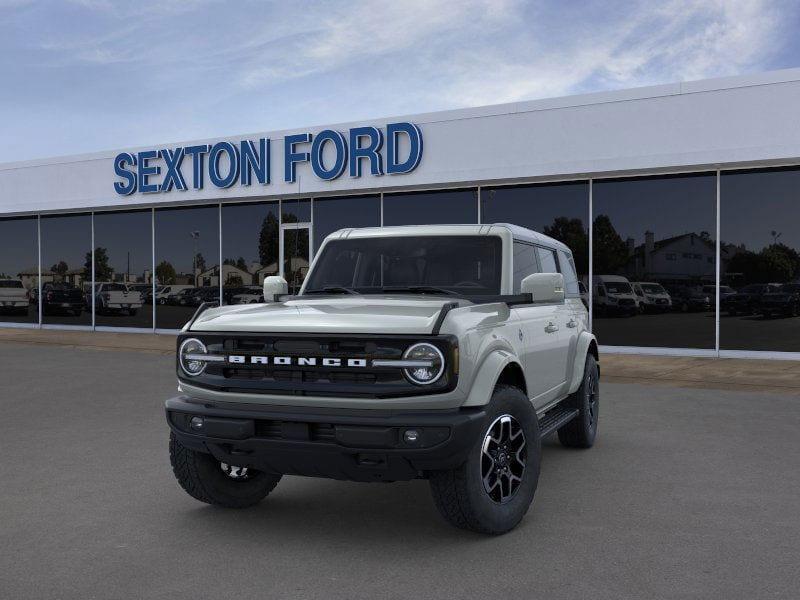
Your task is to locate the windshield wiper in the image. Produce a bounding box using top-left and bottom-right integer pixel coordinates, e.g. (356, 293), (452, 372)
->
(380, 285), (460, 296)
(304, 286), (360, 295)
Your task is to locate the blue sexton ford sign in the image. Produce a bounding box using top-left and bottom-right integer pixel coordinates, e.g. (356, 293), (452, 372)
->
(112, 122), (423, 195)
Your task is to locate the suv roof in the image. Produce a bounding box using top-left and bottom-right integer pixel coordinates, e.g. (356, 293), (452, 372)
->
(326, 223), (571, 255)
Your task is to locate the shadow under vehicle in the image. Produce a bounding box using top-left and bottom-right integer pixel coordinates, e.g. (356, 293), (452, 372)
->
(758, 283), (800, 318)
(668, 286), (711, 313)
(593, 275), (638, 317)
(722, 283), (781, 316)
(631, 281), (672, 313)
(0, 278), (31, 315)
(42, 282), (84, 316)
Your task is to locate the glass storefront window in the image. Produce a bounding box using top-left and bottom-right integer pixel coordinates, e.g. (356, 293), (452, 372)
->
(92, 210), (153, 328)
(721, 167), (800, 352)
(221, 202), (278, 305)
(154, 205), (219, 330)
(312, 195), (381, 251)
(383, 189), (478, 226)
(592, 173), (717, 349)
(281, 198), (311, 223)
(40, 213), (92, 326)
(482, 182), (589, 291)
(0, 217), (38, 324)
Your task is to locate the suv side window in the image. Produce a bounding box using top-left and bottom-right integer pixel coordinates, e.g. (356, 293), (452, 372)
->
(512, 242), (539, 293)
(536, 246), (558, 274)
(556, 249), (579, 296)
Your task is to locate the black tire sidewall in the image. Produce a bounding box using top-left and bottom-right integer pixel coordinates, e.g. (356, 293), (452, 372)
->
(576, 355), (599, 443)
(462, 386), (541, 533)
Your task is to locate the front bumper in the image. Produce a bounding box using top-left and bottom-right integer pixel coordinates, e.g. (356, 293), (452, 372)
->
(166, 396), (487, 482)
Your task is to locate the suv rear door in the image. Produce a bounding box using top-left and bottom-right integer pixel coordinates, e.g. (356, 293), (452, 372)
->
(512, 242), (571, 406)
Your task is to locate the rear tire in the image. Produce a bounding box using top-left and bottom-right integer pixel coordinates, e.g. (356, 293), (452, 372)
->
(429, 385), (541, 534)
(558, 354), (599, 448)
(169, 432), (281, 508)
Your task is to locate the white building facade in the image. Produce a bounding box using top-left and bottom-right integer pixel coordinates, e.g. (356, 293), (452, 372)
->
(2, 69), (800, 358)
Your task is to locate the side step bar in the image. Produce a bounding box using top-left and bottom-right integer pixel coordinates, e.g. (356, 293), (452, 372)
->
(538, 405), (579, 438)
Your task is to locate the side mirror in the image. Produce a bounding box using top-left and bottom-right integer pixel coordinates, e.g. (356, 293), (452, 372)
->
(263, 276), (288, 302)
(521, 273), (565, 303)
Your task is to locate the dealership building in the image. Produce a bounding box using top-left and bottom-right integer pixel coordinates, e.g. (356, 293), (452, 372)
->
(1, 68), (800, 359)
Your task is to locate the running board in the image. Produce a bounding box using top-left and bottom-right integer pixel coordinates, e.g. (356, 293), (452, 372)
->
(538, 405), (579, 438)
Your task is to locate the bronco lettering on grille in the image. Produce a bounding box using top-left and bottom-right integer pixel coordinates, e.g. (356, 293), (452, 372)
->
(227, 355), (368, 368)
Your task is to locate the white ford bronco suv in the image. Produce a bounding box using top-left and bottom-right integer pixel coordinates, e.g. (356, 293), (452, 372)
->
(166, 224), (599, 534)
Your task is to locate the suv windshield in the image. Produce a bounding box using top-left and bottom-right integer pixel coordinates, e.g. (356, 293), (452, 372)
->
(605, 282), (632, 294)
(304, 235), (502, 296)
(640, 283), (665, 294)
(0, 280), (23, 288)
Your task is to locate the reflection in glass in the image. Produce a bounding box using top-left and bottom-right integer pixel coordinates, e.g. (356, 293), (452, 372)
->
(0, 217), (38, 324)
(221, 202), (278, 305)
(383, 189), (478, 226)
(93, 210), (153, 328)
(592, 174), (717, 349)
(283, 228), (310, 295)
(721, 168), (800, 351)
(281, 198), (311, 223)
(40, 213), (92, 325)
(481, 182), (589, 285)
(154, 206), (219, 329)
(312, 195), (381, 251)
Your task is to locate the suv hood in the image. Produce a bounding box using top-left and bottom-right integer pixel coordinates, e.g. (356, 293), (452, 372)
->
(188, 295), (456, 334)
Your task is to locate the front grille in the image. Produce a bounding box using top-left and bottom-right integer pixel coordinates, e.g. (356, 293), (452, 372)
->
(179, 333), (457, 399)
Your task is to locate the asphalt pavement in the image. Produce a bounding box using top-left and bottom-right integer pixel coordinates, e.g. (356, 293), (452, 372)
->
(1, 343), (799, 600)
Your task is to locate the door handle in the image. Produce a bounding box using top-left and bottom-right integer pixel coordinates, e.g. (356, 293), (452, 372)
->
(544, 322), (559, 334)
(567, 319), (577, 328)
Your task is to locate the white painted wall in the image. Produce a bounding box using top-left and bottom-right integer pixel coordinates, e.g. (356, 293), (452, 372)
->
(2, 69), (800, 215)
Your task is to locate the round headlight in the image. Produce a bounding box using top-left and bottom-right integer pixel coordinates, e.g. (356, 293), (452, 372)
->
(403, 342), (445, 385)
(179, 337), (208, 376)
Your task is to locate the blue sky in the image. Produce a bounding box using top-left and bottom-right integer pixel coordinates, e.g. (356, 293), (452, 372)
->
(1, 0), (798, 163)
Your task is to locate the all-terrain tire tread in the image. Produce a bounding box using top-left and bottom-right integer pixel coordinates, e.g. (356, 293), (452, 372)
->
(169, 433), (279, 508)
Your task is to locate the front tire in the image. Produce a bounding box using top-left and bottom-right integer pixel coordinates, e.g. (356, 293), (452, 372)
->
(169, 432), (281, 508)
(558, 354), (599, 448)
(429, 385), (541, 534)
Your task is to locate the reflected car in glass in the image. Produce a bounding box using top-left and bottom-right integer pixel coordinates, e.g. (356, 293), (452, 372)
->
(88, 283), (143, 316)
(593, 275), (638, 317)
(702, 285), (735, 303)
(183, 287), (220, 307)
(758, 283), (800, 318)
(631, 282), (672, 313)
(668, 286), (712, 313)
(156, 285), (193, 305)
(42, 282), (84, 316)
(0, 279), (31, 315)
(230, 286), (263, 304)
(722, 283), (781, 316)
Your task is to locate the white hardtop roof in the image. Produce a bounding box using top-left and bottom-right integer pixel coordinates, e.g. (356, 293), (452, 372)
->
(329, 223), (571, 254)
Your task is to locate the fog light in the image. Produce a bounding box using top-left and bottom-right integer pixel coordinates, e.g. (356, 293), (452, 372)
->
(403, 429), (420, 444)
(189, 416), (204, 431)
